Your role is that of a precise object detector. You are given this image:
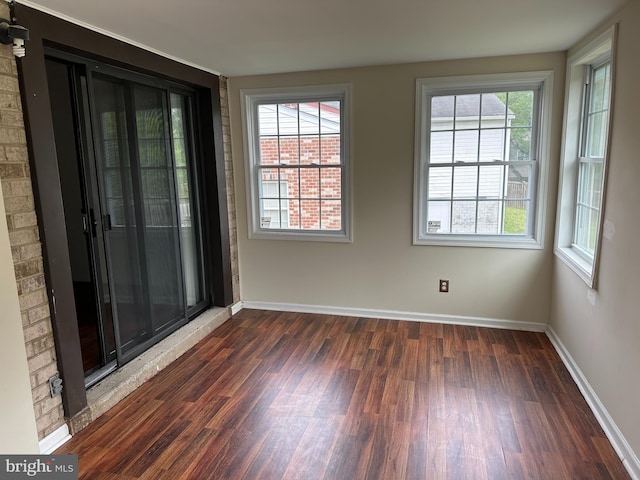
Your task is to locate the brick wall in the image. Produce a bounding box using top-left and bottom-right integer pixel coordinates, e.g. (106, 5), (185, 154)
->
(219, 77), (240, 303)
(0, 1), (64, 441)
(259, 136), (342, 230)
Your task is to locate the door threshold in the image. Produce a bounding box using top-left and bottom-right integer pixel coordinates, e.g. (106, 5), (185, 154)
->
(84, 362), (117, 389)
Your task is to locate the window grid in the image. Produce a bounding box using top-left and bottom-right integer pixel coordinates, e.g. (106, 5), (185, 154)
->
(573, 61), (611, 257)
(256, 100), (343, 232)
(426, 90), (537, 236)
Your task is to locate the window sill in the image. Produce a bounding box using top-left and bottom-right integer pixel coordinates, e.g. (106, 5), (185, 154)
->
(413, 234), (542, 249)
(554, 246), (595, 287)
(249, 229), (353, 243)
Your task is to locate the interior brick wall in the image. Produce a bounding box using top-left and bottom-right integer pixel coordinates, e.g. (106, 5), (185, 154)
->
(219, 77), (240, 304)
(0, 1), (65, 441)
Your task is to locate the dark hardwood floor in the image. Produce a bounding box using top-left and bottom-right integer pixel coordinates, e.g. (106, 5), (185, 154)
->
(57, 309), (630, 479)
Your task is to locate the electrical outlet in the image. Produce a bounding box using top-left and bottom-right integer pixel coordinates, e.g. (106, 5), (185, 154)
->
(49, 373), (63, 397)
(439, 279), (449, 293)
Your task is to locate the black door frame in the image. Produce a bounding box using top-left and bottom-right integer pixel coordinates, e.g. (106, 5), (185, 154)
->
(13, 4), (233, 419)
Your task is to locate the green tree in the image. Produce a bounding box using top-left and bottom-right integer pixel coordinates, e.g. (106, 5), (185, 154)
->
(496, 91), (533, 161)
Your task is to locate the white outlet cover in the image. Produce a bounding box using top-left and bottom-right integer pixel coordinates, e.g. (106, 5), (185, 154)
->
(603, 219), (615, 241)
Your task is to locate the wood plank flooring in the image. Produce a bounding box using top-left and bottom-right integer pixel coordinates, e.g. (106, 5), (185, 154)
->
(57, 309), (630, 479)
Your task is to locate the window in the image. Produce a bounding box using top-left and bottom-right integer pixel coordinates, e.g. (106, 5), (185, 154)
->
(414, 71), (553, 248)
(555, 26), (616, 287)
(241, 85), (352, 242)
(574, 61), (611, 255)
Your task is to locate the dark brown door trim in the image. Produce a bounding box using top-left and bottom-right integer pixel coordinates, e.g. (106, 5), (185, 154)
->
(12, 4), (232, 418)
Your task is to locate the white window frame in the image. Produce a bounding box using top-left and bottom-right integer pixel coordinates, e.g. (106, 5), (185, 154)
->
(413, 71), (553, 248)
(241, 84), (352, 242)
(554, 26), (617, 288)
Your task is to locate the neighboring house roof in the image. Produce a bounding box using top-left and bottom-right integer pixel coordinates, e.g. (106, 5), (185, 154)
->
(432, 93), (513, 119)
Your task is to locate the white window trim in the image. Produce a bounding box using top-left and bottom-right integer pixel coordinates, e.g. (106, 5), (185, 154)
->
(413, 71), (554, 248)
(240, 84), (352, 242)
(554, 26), (617, 288)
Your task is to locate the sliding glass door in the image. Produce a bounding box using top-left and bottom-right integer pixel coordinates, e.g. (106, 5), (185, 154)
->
(46, 51), (211, 379)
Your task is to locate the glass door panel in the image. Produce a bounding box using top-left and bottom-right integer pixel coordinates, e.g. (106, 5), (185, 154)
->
(92, 75), (149, 355)
(133, 85), (184, 332)
(170, 93), (205, 309)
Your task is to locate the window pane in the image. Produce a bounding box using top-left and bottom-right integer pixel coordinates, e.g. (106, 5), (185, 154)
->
(478, 165), (504, 199)
(453, 130), (479, 163)
(431, 96), (454, 131)
(259, 168), (281, 197)
(453, 166), (478, 199)
(299, 102), (320, 134)
(300, 168), (320, 198)
(321, 168), (342, 199)
(278, 136), (299, 165)
(280, 169), (297, 199)
(427, 201), (451, 233)
(506, 164), (530, 196)
(574, 204), (598, 254)
(279, 200), (290, 228)
(479, 129), (506, 162)
(590, 64), (610, 112)
(321, 200), (342, 230)
(321, 135), (341, 164)
(577, 161), (603, 208)
(452, 201), (476, 233)
(300, 135), (320, 165)
(455, 94), (480, 130)
(278, 103), (299, 135)
(477, 201), (501, 234)
(301, 200), (320, 229)
(481, 93), (508, 128)
(259, 137), (279, 166)
(503, 200), (529, 234)
(260, 198), (282, 229)
(428, 167), (452, 199)
(430, 131), (453, 163)
(287, 199), (300, 228)
(320, 101), (341, 134)
(584, 62), (611, 159)
(258, 105), (278, 136)
(507, 127), (532, 161)
(586, 111), (607, 158)
(506, 91), (533, 127)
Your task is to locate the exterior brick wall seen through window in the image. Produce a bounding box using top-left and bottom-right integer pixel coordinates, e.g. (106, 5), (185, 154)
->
(257, 101), (343, 231)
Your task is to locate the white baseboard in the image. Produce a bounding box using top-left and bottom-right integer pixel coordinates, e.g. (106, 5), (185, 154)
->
(547, 327), (640, 480)
(39, 424), (71, 454)
(241, 301), (547, 332)
(230, 301), (243, 316)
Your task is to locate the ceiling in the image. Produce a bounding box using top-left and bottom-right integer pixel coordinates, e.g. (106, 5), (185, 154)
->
(18, 0), (628, 77)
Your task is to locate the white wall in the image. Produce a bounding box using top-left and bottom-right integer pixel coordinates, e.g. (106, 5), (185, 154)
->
(0, 182), (39, 453)
(550, 0), (640, 463)
(229, 52), (565, 325)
